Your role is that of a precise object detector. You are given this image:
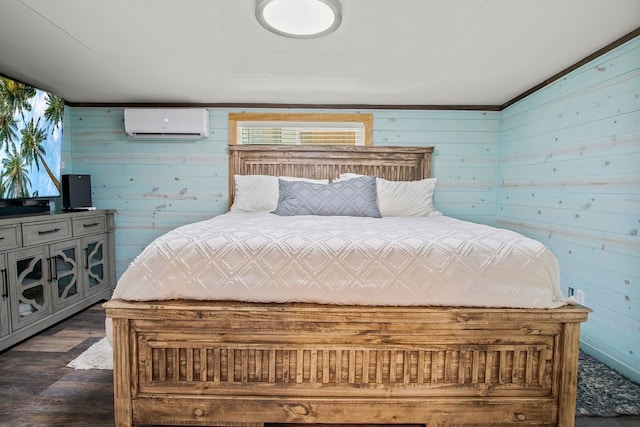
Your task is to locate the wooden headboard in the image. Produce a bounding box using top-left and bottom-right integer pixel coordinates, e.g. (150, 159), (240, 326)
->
(228, 144), (433, 206)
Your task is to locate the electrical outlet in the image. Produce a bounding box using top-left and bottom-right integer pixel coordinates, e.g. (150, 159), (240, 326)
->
(575, 289), (586, 305)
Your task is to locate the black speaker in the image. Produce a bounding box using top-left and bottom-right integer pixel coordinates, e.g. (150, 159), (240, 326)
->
(62, 174), (92, 210)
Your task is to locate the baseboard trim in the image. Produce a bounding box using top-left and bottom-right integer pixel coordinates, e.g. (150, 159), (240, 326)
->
(580, 340), (640, 384)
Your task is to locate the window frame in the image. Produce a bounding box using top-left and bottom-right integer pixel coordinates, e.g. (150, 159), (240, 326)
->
(228, 112), (373, 146)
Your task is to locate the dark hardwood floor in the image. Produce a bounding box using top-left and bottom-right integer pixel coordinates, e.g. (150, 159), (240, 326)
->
(0, 302), (638, 427)
(0, 303), (113, 426)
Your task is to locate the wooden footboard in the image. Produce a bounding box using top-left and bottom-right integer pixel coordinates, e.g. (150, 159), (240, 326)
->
(104, 300), (589, 427)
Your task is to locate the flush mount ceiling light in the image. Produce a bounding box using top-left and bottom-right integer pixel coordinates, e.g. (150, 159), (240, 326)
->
(255, 0), (342, 39)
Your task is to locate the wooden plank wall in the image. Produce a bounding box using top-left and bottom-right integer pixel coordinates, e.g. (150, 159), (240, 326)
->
(65, 108), (498, 284)
(65, 35), (639, 384)
(498, 37), (640, 382)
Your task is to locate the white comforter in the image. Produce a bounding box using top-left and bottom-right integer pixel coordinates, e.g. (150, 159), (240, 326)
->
(112, 212), (568, 308)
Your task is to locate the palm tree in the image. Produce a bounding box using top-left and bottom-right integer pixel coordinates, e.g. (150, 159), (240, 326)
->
(20, 117), (61, 192)
(0, 105), (19, 151)
(1, 146), (31, 199)
(0, 77), (64, 198)
(44, 93), (64, 130)
(0, 77), (35, 119)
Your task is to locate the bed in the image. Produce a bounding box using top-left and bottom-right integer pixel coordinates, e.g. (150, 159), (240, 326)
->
(104, 144), (590, 427)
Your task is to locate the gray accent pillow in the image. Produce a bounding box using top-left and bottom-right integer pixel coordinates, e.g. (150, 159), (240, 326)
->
(273, 176), (381, 218)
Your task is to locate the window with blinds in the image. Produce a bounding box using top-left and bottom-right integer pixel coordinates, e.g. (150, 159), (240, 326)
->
(229, 113), (373, 146)
(238, 122), (363, 145)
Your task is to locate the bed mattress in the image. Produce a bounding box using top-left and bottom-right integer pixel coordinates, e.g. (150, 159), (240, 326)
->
(112, 212), (568, 308)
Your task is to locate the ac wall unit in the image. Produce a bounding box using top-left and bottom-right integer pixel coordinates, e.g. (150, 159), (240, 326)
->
(124, 108), (209, 138)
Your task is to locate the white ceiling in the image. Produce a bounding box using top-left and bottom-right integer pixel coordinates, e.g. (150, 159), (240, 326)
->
(1, 0), (638, 106)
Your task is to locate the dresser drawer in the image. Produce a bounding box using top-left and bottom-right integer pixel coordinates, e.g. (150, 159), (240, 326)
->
(22, 219), (72, 246)
(0, 225), (20, 251)
(72, 215), (107, 236)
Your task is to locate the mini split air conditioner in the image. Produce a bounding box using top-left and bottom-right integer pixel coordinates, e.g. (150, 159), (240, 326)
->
(124, 108), (209, 138)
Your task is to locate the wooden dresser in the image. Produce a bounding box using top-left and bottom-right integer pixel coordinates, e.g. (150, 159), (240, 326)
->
(0, 209), (115, 351)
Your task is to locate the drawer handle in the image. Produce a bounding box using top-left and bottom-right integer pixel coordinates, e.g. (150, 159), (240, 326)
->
(83, 222), (101, 228)
(1, 268), (7, 298)
(38, 228), (61, 236)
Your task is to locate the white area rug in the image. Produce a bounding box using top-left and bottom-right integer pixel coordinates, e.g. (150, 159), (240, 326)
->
(67, 337), (113, 370)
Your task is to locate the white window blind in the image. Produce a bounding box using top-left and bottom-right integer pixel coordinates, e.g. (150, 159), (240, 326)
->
(237, 121), (364, 145)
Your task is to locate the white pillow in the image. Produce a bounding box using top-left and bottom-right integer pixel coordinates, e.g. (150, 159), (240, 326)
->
(338, 173), (440, 217)
(230, 175), (329, 212)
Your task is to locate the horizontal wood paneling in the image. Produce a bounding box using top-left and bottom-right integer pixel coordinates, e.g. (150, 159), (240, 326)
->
(502, 40), (640, 115)
(68, 107), (231, 275)
(498, 36), (640, 382)
(371, 110), (499, 225)
(67, 108), (499, 283)
(65, 35), (638, 384)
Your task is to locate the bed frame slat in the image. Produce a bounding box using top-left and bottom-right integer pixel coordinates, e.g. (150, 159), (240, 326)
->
(228, 144), (433, 207)
(106, 144), (589, 427)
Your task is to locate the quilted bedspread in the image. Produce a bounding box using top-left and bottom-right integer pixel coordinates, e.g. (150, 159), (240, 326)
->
(111, 212), (569, 308)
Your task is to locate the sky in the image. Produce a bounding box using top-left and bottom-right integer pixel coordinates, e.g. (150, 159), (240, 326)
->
(2, 85), (62, 199)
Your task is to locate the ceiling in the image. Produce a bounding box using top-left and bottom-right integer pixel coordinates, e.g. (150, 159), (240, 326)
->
(1, 0), (639, 107)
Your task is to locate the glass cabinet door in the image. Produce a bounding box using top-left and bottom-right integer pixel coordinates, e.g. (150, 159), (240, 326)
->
(83, 234), (108, 296)
(8, 247), (51, 330)
(50, 240), (82, 310)
(0, 255), (9, 338)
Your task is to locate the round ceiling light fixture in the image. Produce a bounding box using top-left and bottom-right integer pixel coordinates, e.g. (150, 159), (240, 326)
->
(255, 0), (342, 39)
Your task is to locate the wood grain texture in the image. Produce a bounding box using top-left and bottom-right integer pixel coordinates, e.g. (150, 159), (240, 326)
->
(0, 301), (620, 426)
(105, 145), (589, 427)
(105, 299), (589, 427)
(63, 35), (640, 418)
(0, 304), (115, 427)
(498, 35), (640, 381)
(228, 144), (432, 208)
(66, 107), (498, 281)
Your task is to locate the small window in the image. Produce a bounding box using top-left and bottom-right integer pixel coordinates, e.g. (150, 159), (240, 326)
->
(229, 113), (373, 146)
